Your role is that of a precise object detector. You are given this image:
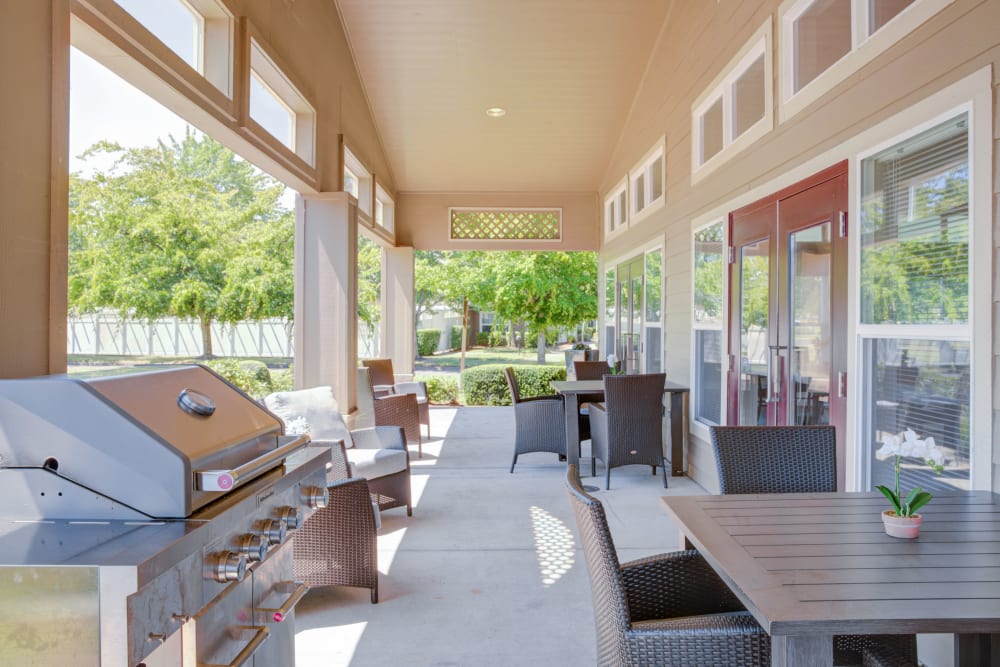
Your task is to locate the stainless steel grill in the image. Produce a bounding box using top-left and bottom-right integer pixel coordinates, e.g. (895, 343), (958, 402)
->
(0, 365), (330, 667)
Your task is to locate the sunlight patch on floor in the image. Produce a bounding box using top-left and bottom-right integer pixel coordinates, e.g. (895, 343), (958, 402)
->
(529, 505), (575, 587)
(295, 621), (366, 667)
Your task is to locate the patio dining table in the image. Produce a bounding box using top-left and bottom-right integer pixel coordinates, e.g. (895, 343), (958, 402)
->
(660, 491), (1000, 666)
(551, 378), (689, 475)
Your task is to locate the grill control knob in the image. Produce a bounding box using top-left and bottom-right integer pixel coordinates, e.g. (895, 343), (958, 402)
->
(237, 533), (268, 562)
(279, 506), (300, 530)
(302, 485), (329, 509)
(209, 551), (246, 583)
(258, 518), (287, 546)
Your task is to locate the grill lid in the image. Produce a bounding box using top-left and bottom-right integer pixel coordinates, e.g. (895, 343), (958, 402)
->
(0, 365), (304, 519)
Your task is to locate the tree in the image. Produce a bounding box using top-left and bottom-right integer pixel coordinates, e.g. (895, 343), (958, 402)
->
(358, 235), (382, 338)
(69, 131), (293, 357)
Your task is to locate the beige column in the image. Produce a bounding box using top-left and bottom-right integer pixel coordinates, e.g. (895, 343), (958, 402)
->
(295, 192), (358, 412)
(381, 246), (415, 376)
(0, 1), (69, 378)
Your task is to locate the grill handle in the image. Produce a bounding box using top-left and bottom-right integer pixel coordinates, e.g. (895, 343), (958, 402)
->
(257, 581), (310, 623)
(196, 434), (311, 492)
(202, 626), (269, 667)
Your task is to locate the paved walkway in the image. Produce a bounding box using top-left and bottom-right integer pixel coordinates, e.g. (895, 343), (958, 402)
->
(295, 406), (708, 667)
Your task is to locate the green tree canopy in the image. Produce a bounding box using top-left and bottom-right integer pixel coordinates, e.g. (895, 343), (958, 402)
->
(69, 131), (293, 357)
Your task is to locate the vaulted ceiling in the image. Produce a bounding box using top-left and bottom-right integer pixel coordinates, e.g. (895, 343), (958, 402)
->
(336, 0), (670, 193)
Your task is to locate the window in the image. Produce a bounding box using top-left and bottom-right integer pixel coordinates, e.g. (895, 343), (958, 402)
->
(858, 113), (972, 494)
(692, 221), (725, 426)
(643, 249), (663, 373)
(604, 268), (616, 359)
(343, 145), (372, 217)
(374, 184), (395, 234)
(246, 32), (316, 166)
(779, 0), (953, 121)
(692, 22), (772, 180)
(112, 0), (234, 97)
(604, 179), (628, 239)
(629, 138), (665, 221)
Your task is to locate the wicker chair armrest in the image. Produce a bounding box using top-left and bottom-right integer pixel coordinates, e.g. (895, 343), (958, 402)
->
(351, 425), (407, 452)
(307, 439), (351, 481)
(394, 381), (427, 399)
(517, 394), (563, 404)
(631, 610), (765, 636)
(620, 550), (746, 622)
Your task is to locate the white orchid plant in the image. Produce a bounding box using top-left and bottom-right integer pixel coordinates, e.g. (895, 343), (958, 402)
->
(875, 428), (945, 518)
(606, 354), (620, 375)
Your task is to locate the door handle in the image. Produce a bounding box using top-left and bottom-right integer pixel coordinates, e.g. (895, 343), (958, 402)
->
(767, 346), (786, 403)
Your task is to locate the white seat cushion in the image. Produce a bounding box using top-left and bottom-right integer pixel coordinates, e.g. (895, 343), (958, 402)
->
(345, 447), (408, 480)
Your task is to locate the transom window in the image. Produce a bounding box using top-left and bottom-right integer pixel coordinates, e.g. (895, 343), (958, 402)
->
(604, 179), (628, 239)
(692, 23), (772, 181)
(629, 138), (665, 221)
(375, 184), (395, 234)
(344, 146), (372, 217)
(779, 0), (954, 121)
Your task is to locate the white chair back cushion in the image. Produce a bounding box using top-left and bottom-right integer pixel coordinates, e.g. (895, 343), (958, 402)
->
(264, 386), (351, 444)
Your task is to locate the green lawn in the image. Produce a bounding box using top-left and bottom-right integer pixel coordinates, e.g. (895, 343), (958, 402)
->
(414, 347), (564, 373)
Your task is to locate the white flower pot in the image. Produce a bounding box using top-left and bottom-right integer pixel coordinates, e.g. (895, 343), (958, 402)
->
(882, 510), (923, 538)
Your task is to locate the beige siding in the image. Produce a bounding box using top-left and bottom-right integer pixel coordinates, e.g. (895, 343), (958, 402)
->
(598, 0), (1000, 489)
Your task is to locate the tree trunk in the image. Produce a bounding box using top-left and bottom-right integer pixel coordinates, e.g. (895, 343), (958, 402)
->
(536, 330), (546, 364)
(200, 317), (213, 359)
(458, 297), (469, 387)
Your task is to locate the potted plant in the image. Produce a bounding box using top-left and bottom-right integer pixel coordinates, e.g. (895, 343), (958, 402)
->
(875, 428), (945, 538)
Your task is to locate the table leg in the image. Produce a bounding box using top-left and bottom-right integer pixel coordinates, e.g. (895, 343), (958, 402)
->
(956, 633), (1000, 666)
(770, 634), (832, 667)
(668, 391), (686, 476)
(563, 393), (580, 467)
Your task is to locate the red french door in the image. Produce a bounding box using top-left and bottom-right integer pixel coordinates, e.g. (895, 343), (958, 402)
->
(727, 162), (848, 485)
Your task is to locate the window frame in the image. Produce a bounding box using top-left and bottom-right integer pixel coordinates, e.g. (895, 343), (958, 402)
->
(603, 177), (628, 241)
(689, 216), (728, 440)
(850, 86), (991, 492)
(778, 0), (955, 123)
(374, 182), (395, 237)
(642, 245), (664, 374)
(343, 144), (373, 220)
(691, 21), (773, 183)
(628, 137), (666, 224)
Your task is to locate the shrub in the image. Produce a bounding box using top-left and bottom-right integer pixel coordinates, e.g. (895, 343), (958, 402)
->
(475, 331), (490, 347)
(416, 329), (440, 356)
(488, 329), (507, 348)
(449, 325), (464, 350)
(461, 364), (566, 406)
(207, 358), (274, 399)
(270, 367), (294, 393)
(417, 373), (459, 404)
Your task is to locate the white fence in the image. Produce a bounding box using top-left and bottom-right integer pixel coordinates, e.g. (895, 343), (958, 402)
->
(68, 313), (294, 358)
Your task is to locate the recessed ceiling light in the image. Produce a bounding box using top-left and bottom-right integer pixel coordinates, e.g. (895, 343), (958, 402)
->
(485, 107), (507, 118)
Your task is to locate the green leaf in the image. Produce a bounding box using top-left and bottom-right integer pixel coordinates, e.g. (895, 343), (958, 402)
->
(905, 491), (933, 516)
(903, 486), (924, 509)
(875, 485), (901, 514)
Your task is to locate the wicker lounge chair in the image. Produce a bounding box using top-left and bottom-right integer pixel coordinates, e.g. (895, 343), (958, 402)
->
(360, 366), (423, 458)
(588, 373), (667, 489)
(292, 440), (380, 603)
(709, 425), (918, 666)
(264, 385), (412, 516)
(362, 358), (431, 438)
(565, 464), (770, 666)
(504, 366), (567, 472)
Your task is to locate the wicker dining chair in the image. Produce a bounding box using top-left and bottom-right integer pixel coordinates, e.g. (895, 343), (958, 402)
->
(709, 425), (918, 666)
(360, 367), (423, 458)
(504, 366), (567, 472)
(565, 464), (770, 667)
(573, 360), (608, 443)
(589, 373), (667, 489)
(292, 440), (380, 603)
(362, 358), (431, 438)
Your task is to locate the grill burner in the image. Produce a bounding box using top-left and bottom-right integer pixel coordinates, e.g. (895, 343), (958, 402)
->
(0, 365), (330, 667)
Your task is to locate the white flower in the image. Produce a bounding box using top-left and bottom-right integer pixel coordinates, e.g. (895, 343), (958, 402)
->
(876, 428), (945, 466)
(607, 353), (618, 368)
(924, 437), (945, 466)
(875, 432), (901, 460)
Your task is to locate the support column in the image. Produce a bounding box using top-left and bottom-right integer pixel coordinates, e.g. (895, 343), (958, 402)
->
(295, 192), (358, 413)
(382, 246), (415, 376)
(0, 1), (69, 377)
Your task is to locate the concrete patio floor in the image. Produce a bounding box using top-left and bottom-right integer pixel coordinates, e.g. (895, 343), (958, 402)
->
(295, 405), (709, 667)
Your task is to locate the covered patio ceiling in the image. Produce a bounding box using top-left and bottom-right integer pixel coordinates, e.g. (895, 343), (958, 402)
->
(336, 0), (670, 193)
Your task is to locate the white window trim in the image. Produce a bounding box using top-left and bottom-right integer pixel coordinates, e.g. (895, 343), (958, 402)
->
(847, 72), (991, 493)
(692, 21), (773, 184)
(628, 137), (666, 225)
(689, 214), (729, 442)
(603, 177), (628, 241)
(778, 0), (955, 124)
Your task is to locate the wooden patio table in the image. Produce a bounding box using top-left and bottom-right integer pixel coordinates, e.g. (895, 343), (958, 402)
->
(551, 378), (689, 475)
(660, 491), (1000, 667)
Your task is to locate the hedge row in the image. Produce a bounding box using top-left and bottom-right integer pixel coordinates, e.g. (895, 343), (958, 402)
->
(416, 329), (440, 356)
(460, 364), (566, 406)
(415, 373), (460, 404)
